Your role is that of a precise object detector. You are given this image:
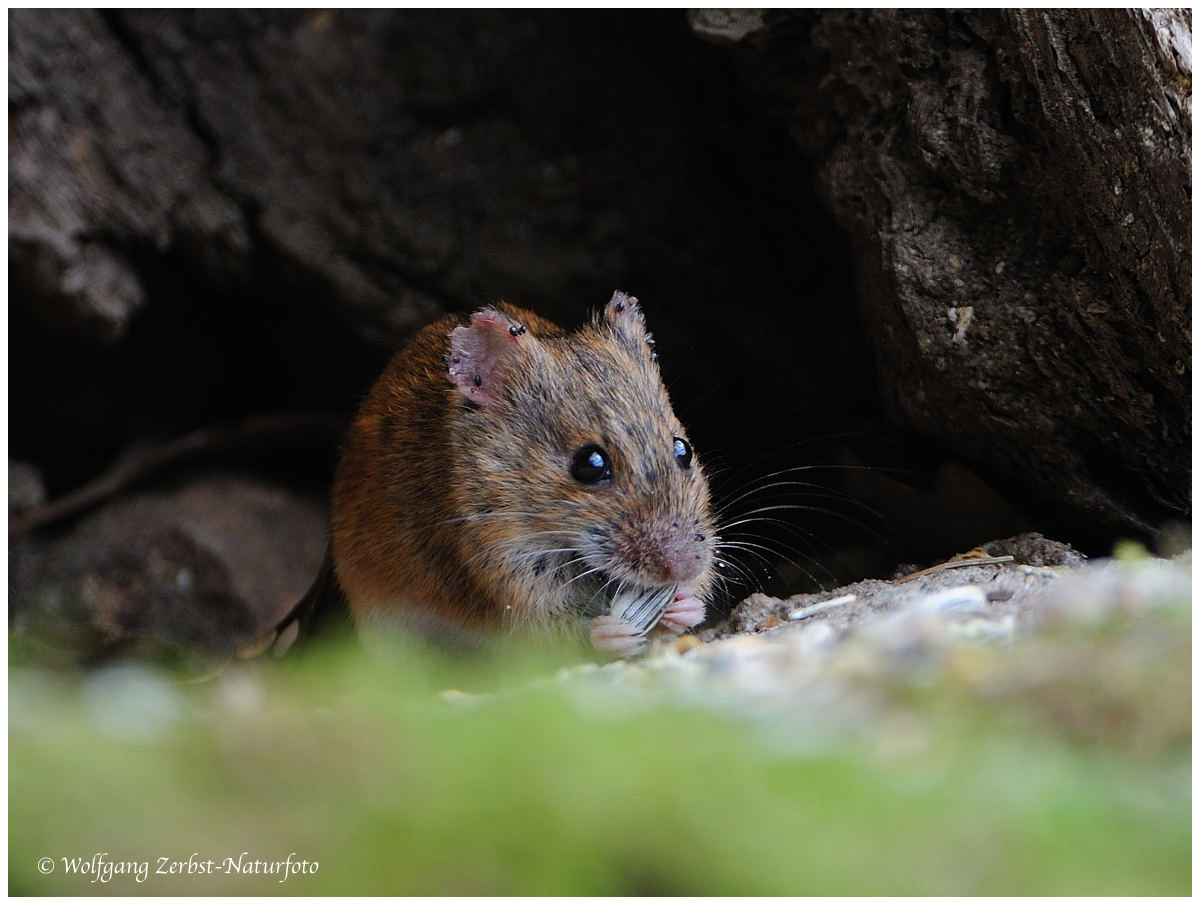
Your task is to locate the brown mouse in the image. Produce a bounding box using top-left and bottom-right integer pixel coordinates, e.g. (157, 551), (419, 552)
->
(265, 291), (717, 657)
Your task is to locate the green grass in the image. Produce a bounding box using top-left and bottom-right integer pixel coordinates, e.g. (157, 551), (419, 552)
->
(9, 614), (1191, 896)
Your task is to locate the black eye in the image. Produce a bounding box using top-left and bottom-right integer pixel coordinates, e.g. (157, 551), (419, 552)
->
(571, 445), (612, 484)
(673, 437), (693, 469)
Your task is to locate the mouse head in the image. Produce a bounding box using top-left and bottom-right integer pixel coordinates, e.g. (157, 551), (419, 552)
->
(445, 291), (717, 611)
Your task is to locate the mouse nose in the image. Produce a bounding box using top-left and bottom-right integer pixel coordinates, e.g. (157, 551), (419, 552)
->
(642, 522), (709, 585)
(658, 557), (700, 584)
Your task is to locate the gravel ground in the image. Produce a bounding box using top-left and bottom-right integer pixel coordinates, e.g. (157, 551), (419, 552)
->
(546, 533), (1190, 753)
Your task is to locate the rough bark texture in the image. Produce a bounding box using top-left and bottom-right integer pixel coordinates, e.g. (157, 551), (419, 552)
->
(9, 10), (834, 345)
(693, 8), (1191, 537)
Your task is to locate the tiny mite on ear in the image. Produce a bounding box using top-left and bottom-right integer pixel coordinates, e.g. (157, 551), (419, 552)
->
(509, 324), (527, 336)
(473, 374), (482, 387)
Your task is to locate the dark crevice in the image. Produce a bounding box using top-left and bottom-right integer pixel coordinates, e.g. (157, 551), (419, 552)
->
(98, 11), (165, 102)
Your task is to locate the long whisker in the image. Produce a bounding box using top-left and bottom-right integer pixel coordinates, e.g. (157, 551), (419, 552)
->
(715, 466), (896, 516)
(706, 432), (909, 490)
(720, 524), (835, 580)
(425, 511), (549, 527)
(715, 540), (778, 573)
(710, 557), (756, 592)
(721, 503), (888, 545)
(574, 570), (622, 616)
(562, 565), (607, 589)
(717, 538), (827, 590)
(717, 483), (868, 518)
(713, 554), (775, 594)
(599, 577), (629, 616)
(538, 554), (596, 581)
(457, 531), (580, 572)
(718, 529), (836, 588)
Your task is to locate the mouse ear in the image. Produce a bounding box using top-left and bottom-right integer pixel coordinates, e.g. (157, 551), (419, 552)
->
(446, 307), (539, 408)
(601, 290), (656, 359)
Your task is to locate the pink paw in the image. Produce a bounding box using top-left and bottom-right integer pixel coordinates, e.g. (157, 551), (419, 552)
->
(590, 615), (646, 657)
(655, 590), (705, 636)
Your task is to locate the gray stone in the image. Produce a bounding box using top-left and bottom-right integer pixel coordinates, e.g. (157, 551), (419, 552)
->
(10, 474), (326, 663)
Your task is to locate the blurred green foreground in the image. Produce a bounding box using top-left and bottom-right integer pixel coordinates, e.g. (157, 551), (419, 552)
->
(9, 583), (1191, 896)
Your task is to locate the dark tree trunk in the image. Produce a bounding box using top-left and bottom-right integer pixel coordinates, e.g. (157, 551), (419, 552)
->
(693, 8), (1191, 538)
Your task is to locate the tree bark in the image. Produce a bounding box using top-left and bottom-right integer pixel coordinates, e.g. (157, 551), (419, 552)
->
(695, 8), (1191, 537)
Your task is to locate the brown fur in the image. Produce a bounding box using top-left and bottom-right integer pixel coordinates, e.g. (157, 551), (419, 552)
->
(331, 295), (716, 646)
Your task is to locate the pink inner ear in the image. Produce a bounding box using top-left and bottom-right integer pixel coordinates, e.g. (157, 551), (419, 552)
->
(446, 309), (528, 407)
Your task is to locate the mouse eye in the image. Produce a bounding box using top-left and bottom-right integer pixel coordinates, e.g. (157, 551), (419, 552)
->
(673, 437), (693, 470)
(571, 445), (612, 484)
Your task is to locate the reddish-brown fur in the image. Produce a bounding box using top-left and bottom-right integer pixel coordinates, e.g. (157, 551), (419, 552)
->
(331, 294), (716, 649)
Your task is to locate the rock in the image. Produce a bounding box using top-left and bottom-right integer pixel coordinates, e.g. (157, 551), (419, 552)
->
(981, 532), (1086, 568)
(571, 545), (1190, 752)
(710, 532), (1087, 643)
(10, 473), (326, 664)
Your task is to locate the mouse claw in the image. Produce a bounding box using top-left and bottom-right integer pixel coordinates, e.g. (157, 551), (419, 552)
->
(590, 614), (646, 658)
(655, 589), (705, 636)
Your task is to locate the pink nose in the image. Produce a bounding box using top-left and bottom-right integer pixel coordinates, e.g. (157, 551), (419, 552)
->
(645, 529), (707, 584)
(656, 557), (698, 584)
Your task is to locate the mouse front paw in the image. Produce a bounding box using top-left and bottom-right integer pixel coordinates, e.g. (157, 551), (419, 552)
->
(590, 615), (646, 657)
(655, 589), (705, 636)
